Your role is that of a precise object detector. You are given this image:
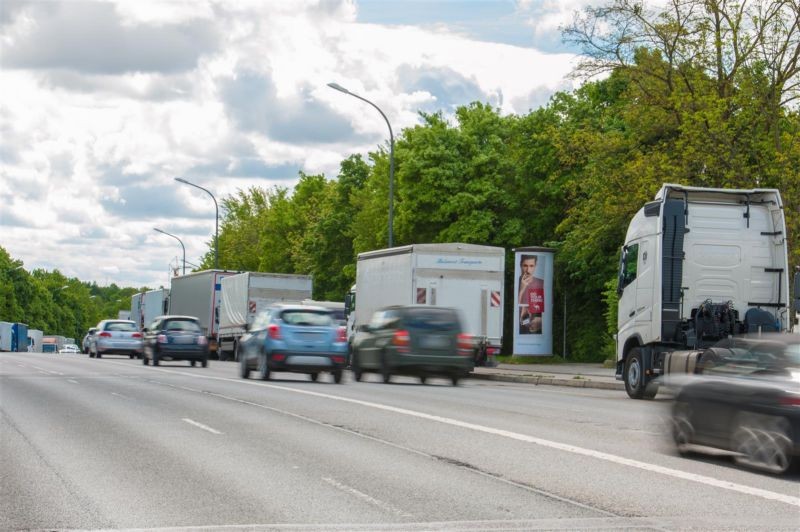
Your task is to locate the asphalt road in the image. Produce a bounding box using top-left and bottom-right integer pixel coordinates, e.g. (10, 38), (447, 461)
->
(2, 352), (799, 531)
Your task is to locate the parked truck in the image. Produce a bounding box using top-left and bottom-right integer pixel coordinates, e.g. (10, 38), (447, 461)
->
(616, 184), (793, 399)
(28, 329), (43, 352)
(131, 288), (170, 330)
(346, 243), (505, 364)
(168, 270), (240, 357)
(217, 272), (313, 360)
(42, 335), (66, 354)
(0, 322), (29, 352)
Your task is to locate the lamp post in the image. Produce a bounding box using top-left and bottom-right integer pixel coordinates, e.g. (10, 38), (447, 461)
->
(174, 177), (219, 269)
(154, 228), (186, 275)
(327, 82), (395, 248)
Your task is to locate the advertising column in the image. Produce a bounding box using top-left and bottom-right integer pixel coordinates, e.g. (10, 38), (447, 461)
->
(513, 247), (555, 355)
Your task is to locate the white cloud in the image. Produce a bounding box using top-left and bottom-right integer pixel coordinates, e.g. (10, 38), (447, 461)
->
(1, 0), (583, 290)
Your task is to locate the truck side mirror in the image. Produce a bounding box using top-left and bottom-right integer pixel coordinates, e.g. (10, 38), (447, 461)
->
(344, 293), (352, 316)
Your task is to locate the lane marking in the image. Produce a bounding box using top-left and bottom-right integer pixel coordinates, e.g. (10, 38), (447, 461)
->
(106, 360), (800, 508)
(67, 379), (79, 384)
(181, 418), (222, 435)
(322, 477), (412, 517)
(111, 392), (132, 400)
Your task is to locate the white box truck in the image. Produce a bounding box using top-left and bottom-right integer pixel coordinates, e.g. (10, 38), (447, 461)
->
(217, 272), (313, 360)
(168, 270), (239, 356)
(616, 184), (793, 399)
(141, 288), (169, 329)
(130, 292), (144, 327)
(28, 329), (43, 352)
(346, 243), (505, 364)
(0, 322), (12, 351)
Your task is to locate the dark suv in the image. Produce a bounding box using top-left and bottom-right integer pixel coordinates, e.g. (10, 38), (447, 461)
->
(351, 305), (474, 385)
(142, 316), (209, 367)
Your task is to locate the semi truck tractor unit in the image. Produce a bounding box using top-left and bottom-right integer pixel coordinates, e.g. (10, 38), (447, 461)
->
(616, 184), (792, 399)
(346, 243), (505, 365)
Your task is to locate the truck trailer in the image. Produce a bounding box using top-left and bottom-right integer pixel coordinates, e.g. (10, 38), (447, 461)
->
(168, 270), (239, 356)
(346, 243), (505, 364)
(28, 329), (43, 352)
(217, 272), (313, 360)
(616, 184), (793, 399)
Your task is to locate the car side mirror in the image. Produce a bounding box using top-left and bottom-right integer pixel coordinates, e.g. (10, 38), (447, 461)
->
(357, 324), (369, 332)
(142, 328), (148, 333)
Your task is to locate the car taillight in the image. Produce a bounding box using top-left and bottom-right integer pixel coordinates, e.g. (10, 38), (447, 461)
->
(98, 332), (112, 338)
(779, 396), (800, 407)
(331, 355), (345, 364)
(268, 324), (282, 340)
(132, 332), (142, 338)
(393, 330), (410, 353)
(457, 333), (472, 355)
(336, 326), (347, 343)
(197, 336), (207, 345)
(271, 353), (285, 362)
(157, 334), (168, 344)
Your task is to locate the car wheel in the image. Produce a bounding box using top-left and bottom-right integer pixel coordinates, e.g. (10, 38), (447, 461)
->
(624, 348), (647, 399)
(142, 355), (149, 365)
(129, 354), (134, 359)
(190, 360), (196, 367)
(333, 370), (343, 384)
(258, 353), (270, 380)
(239, 352), (250, 379)
(419, 375), (427, 384)
(451, 375), (459, 386)
(351, 351), (363, 382)
(217, 347), (228, 362)
(96, 353), (102, 359)
(201, 358), (208, 368)
(310, 372), (319, 382)
(671, 400), (694, 455)
(732, 413), (793, 474)
(380, 360), (391, 384)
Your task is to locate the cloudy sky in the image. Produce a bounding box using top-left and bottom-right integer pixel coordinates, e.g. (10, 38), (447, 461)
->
(1, 0), (597, 290)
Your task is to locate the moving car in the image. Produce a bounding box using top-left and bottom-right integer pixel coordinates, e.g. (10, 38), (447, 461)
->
(670, 333), (800, 474)
(82, 328), (96, 354)
(238, 304), (347, 383)
(89, 320), (143, 359)
(59, 344), (80, 354)
(351, 305), (474, 385)
(142, 315), (209, 367)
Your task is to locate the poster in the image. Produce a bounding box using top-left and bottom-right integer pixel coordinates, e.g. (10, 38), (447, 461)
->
(513, 247), (554, 355)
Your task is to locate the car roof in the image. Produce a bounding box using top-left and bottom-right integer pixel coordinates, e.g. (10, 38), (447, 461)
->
(267, 304), (330, 312)
(154, 315), (199, 321)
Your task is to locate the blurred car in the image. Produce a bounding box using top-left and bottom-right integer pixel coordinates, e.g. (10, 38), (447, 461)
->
(142, 315), (209, 367)
(670, 333), (800, 474)
(351, 305), (474, 386)
(82, 328), (97, 354)
(59, 344), (80, 354)
(89, 320), (143, 359)
(239, 304), (347, 383)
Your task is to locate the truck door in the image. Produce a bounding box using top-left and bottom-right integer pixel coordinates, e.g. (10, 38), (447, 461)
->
(617, 242), (640, 336)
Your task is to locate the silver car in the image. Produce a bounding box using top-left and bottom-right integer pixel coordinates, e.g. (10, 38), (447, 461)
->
(90, 320), (143, 359)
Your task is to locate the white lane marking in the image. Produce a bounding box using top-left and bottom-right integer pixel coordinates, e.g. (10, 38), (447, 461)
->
(181, 418), (222, 435)
(322, 477), (413, 517)
(67, 379), (79, 384)
(105, 361), (800, 508)
(111, 392), (132, 400)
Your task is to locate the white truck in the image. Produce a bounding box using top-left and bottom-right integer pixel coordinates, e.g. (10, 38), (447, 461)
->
(132, 288), (170, 330)
(168, 270), (240, 356)
(217, 272), (313, 360)
(346, 243), (505, 364)
(27, 329), (43, 352)
(616, 184), (793, 399)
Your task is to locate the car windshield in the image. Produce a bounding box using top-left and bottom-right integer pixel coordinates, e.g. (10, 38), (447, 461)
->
(164, 319), (201, 332)
(104, 321), (137, 331)
(280, 310), (332, 326)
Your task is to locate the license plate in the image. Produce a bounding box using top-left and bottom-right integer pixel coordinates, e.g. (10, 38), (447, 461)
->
(286, 355), (331, 366)
(421, 336), (449, 349)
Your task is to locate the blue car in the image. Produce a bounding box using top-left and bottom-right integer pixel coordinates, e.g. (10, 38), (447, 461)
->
(238, 304), (348, 383)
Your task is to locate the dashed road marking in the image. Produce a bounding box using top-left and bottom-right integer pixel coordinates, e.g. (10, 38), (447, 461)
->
(182, 418), (222, 435)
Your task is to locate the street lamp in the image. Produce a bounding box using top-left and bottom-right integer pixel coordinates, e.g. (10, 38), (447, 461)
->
(154, 227), (186, 275)
(174, 177), (219, 269)
(327, 82), (395, 247)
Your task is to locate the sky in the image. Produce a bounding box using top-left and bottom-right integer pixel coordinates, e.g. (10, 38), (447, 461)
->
(1, 0), (599, 290)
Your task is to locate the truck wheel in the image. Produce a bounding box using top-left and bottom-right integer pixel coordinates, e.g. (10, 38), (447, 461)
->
(201, 358), (208, 368)
(152, 353), (159, 366)
(624, 348), (646, 399)
(310, 372), (319, 382)
(143, 355), (149, 365)
(217, 347), (228, 362)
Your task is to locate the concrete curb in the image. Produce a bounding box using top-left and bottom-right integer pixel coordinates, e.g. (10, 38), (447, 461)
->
(469, 371), (625, 391)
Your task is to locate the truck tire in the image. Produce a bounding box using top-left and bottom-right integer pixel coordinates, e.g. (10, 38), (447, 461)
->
(624, 348), (646, 399)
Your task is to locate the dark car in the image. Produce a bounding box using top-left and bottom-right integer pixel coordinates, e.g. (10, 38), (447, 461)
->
(238, 304), (348, 383)
(89, 320), (143, 359)
(351, 305), (474, 385)
(142, 315), (209, 367)
(670, 333), (800, 474)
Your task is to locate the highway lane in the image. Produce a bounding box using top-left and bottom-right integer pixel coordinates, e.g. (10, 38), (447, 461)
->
(2, 352), (799, 531)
